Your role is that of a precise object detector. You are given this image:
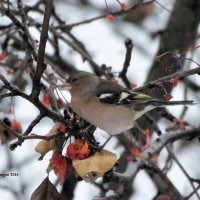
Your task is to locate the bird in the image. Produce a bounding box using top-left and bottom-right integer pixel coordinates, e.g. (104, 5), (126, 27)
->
(60, 71), (193, 135)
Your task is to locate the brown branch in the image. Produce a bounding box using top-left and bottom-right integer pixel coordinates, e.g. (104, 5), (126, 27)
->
(185, 185), (200, 200)
(0, 73), (65, 123)
(17, 0), (37, 54)
(0, 120), (60, 146)
(31, 0), (53, 99)
(98, 127), (200, 200)
(134, 66), (200, 92)
(1, 2), (37, 59)
(0, 92), (17, 100)
(51, 29), (101, 74)
(167, 147), (200, 200)
(119, 38), (133, 88)
(55, 0), (154, 29)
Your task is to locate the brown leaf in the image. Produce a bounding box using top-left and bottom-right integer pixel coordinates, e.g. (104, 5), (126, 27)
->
(31, 177), (62, 200)
(73, 150), (117, 182)
(49, 152), (68, 184)
(34, 124), (60, 159)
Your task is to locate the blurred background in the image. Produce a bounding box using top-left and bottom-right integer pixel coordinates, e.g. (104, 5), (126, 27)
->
(0, 0), (200, 199)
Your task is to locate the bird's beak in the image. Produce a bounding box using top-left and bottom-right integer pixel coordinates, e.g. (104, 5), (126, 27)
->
(59, 83), (72, 91)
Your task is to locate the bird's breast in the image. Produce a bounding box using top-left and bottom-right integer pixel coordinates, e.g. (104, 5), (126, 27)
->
(70, 95), (134, 135)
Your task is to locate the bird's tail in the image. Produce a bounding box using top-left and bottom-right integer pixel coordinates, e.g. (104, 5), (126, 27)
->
(127, 99), (195, 120)
(146, 99), (194, 106)
(132, 99), (195, 112)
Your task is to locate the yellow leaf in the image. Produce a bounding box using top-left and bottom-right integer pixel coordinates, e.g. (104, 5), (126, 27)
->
(34, 123), (60, 160)
(72, 150), (117, 182)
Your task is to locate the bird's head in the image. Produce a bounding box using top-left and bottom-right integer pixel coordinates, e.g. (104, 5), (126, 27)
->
(60, 71), (100, 94)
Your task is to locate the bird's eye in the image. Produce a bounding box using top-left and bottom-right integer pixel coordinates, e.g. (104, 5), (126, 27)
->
(70, 77), (78, 83)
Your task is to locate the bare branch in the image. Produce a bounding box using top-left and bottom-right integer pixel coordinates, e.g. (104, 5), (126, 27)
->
(134, 66), (200, 92)
(119, 38), (133, 88)
(31, 0), (53, 99)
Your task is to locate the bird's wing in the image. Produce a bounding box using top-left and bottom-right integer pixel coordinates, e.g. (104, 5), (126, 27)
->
(98, 89), (152, 105)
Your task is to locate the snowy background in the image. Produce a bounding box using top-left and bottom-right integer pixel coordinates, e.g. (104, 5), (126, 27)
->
(0, 0), (200, 199)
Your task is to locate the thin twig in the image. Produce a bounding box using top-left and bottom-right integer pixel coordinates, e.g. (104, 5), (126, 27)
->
(119, 38), (133, 88)
(134, 67), (200, 92)
(55, 0), (154, 29)
(167, 147), (200, 200)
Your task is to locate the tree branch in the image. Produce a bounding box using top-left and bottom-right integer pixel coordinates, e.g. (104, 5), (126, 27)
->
(31, 0), (53, 99)
(119, 38), (133, 88)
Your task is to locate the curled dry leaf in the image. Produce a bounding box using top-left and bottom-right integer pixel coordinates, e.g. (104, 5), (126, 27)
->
(31, 177), (62, 200)
(72, 150), (117, 182)
(49, 152), (67, 184)
(34, 123), (60, 160)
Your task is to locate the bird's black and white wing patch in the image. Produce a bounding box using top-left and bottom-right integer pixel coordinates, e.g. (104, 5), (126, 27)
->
(99, 93), (121, 104)
(117, 91), (152, 105)
(98, 90), (152, 105)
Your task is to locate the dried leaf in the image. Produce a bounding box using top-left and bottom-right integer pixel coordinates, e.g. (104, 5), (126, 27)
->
(49, 152), (67, 184)
(34, 124), (60, 159)
(31, 177), (62, 200)
(73, 150), (117, 182)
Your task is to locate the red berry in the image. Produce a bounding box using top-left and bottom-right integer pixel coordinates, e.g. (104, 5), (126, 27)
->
(7, 68), (13, 75)
(59, 124), (67, 133)
(170, 77), (179, 87)
(56, 99), (64, 108)
(42, 95), (50, 105)
(66, 140), (90, 160)
(0, 54), (5, 61)
(106, 13), (115, 21)
(11, 120), (22, 132)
